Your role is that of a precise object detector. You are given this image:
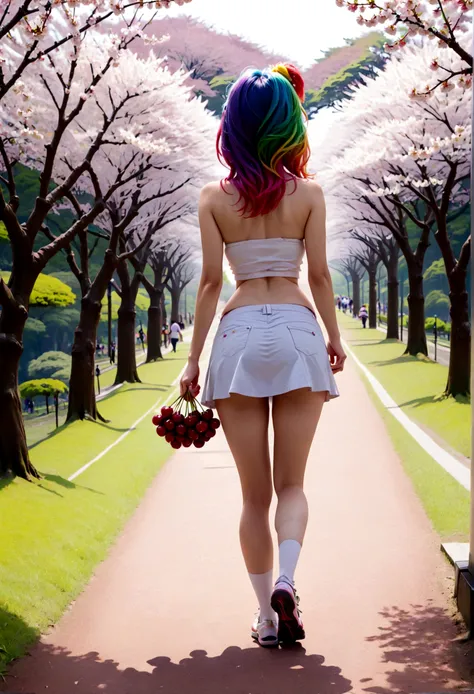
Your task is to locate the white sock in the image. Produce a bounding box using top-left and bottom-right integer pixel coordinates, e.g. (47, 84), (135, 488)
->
(249, 570), (277, 622)
(278, 539), (302, 584)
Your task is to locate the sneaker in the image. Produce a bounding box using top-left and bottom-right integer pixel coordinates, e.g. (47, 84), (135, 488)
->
(251, 612), (279, 648)
(271, 575), (305, 644)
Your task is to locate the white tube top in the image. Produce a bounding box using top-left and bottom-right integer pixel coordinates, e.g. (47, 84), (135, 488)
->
(225, 238), (304, 282)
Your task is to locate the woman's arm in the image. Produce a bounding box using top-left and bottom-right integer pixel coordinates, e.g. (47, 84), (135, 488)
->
(304, 182), (346, 374)
(180, 184), (223, 395)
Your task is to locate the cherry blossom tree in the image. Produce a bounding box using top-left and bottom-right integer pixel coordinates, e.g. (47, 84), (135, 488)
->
(140, 246), (170, 362)
(62, 49), (215, 411)
(350, 229), (400, 336)
(0, 0), (191, 100)
(345, 41), (471, 394)
(166, 247), (198, 323)
(0, 30), (212, 477)
(112, 199), (192, 386)
(316, 38), (471, 387)
(336, 0), (472, 95)
(331, 255), (365, 316)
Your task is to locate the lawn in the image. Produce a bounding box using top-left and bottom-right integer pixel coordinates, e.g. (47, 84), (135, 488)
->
(339, 314), (470, 541)
(340, 314), (471, 459)
(0, 348), (188, 673)
(358, 370), (470, 541)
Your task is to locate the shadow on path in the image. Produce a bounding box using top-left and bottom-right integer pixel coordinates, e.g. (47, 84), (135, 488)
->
(1, 644), (352, 694)
(363, 601), (474, 694)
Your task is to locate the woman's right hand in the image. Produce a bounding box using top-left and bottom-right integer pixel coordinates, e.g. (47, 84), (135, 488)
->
(180, 358), (200, 399)
(327, 338), (346, 374)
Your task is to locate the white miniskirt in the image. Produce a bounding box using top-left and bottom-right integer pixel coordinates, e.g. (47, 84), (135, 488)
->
(201, 304), (339, 408)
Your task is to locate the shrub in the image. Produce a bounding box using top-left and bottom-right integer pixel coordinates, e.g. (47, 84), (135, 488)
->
(28, 351), (71, 383)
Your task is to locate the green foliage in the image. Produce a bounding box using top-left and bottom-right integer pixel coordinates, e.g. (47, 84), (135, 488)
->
(19, 378), (68, 399)
(424, 258), (449, 294)
(31, 274), (76, 307)
(0, 221), (7, 243)
(425, 289), (450, 319)
(99, 289), (150, 322)
(0, 271), (76, 307)
(425, 316), (451, 334)
(28, 351), (71, 382)
(40, 307), (80, 331)
(305, 33), (386, 114)
(24, 318), (46, 337)
(50, 271), (82, 297)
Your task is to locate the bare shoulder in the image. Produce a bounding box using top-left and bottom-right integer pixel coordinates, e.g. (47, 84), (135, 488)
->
(200, 180), (223, 204)
(297, 178), (324, 202)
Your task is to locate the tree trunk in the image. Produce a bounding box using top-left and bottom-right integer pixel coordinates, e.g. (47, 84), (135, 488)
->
(45, 394), (49, 415)
(146, 293), (163, 362)
(0, 274), (40, 480)
(114, 266), (141, 385)
(445, 266), (470, 397)
(170, 286), (181, 324)
(405, 267), (428, 356)
(161, 293), (167, 329)
(67, 295), (103, 421)
(352, 276), (361, 317)
(0, 333), (40, 480)
(368, 269), (377, 329)
(115, 304), (140, 384)
(386, 252), (399, 340)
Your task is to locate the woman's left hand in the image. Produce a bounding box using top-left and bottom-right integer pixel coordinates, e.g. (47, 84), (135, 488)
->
(180, 359), (200, 399)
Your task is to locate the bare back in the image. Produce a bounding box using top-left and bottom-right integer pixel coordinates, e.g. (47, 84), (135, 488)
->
(208, 179), (322, 314)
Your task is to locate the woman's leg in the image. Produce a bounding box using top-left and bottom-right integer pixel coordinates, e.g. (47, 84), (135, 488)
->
(272, 389), (326, 584)
(216, 394), (275, 619)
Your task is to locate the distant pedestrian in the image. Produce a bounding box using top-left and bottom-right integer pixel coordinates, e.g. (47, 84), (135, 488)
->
(337, 296), (342, 311)
(169, 321), (182, 353)
(162, 322), (169, 348)
(110, 341), (116, 364)
(359, 305), (368, 329)
(349, 298), (353, 315)
(138, 327), (145, 351)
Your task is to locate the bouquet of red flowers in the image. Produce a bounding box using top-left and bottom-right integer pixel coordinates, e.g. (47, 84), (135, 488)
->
(152, 394), (221, 450)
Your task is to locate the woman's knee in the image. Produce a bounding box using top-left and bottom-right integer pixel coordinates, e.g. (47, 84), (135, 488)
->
(274, 480), (305, 499)
(242, 485), (273, 510)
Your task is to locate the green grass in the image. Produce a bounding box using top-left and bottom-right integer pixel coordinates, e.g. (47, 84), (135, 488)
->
(0, 348), (188, 673)
(340, 314), (471, 458)
(358, 370), (469, 541)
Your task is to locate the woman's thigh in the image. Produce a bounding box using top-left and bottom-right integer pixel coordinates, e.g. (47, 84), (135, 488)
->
(272, 389), (326, 494)
(216, 394), (272, 505)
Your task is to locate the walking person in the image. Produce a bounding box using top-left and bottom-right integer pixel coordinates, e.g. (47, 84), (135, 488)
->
(169, 320), (182, 353)
(180, 63), (345, 649)
(162, 322), (169, 348)
(109, 341), (116, 364)
(359, 304), (368, 328)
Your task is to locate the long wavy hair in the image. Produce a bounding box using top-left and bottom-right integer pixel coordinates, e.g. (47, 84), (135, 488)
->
(216, 63), (311, 217)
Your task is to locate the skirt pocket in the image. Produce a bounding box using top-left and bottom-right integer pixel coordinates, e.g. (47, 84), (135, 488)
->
(219, 325), (252, 357)
(288, 324), (320, 356)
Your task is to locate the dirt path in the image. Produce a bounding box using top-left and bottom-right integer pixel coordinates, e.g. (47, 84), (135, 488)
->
(3, 351), (473, 694)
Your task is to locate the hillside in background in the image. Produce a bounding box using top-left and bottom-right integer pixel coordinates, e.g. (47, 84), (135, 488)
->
(137, 18), (385, 116)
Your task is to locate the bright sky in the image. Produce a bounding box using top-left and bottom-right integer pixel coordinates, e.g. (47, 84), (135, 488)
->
(167, 0), (364, 68)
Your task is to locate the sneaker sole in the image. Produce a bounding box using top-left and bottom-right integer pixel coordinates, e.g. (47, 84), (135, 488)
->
(271, 589), (305, 644)
(251, 631), (279, 648)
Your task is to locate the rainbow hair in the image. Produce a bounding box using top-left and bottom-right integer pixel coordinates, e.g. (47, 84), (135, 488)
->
(216, 63), (311, 218)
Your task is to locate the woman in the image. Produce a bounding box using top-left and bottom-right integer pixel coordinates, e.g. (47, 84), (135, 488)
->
(359, 304), (368, 329)
(169, 320), (183, 353)
(180, 64), (345, 648)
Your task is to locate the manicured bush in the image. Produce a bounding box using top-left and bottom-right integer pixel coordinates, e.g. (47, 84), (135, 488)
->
(19, 378), (68, 414)
(28, 351), (71, 383)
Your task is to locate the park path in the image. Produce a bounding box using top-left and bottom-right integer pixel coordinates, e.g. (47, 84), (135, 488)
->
(3, 347), (473, 693)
